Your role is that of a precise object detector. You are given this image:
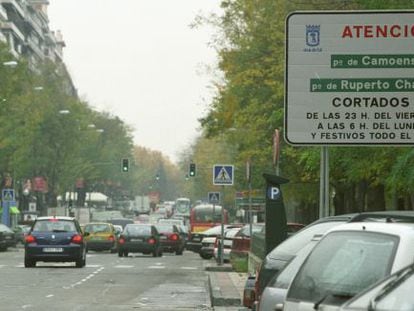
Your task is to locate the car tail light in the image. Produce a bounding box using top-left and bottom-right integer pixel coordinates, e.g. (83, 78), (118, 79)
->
(108, 235), (115, 242)
(148, 237), (156, 245)
(118, 237), (125, 244)
(243, 275), (257, 308)
(71, 234), (83, 244)
(169, 233), (178, 241)
(25, 235), (36, 244)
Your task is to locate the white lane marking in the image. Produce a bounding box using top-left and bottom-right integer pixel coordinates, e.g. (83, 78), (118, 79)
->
(148, 266), (165, 269)
(64, 267), (104, 289)
(180, 267), (197, 270)
(46, 294), (54, 298)
(21, 305), (32, 309)
(86, 264), (102, 268)
(114, 265), (134, 268)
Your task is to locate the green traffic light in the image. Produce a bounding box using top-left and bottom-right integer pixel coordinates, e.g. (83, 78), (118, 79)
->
(189, 163), (196, 177)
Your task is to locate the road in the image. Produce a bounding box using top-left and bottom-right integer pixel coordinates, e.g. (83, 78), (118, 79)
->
(0, 247), (212, 311)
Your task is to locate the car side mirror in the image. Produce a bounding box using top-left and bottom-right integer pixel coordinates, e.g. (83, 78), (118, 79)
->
(274, 303), (284, 311)
(83, 232), (90, 237)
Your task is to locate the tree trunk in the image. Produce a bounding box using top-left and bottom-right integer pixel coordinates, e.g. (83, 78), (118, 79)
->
(366, 184), (385, 211)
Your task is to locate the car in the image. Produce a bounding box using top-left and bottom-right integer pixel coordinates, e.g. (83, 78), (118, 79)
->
(339, 263), (414, 311)
(154, 223), (185, 255)
(24, 216), (86, 268)
(13, 224), (31, 245)
(107, 218), (134, 230)
(257, 235), (322, 311)
(283, 221), (414, 311)
(0, 223), (16, 250)
(213, 226), (242, 263)
(117, 224), (162, 257)
(186, 224), (243, 257)
(83, 222), (118, 253)
(252, 214), (357, 308)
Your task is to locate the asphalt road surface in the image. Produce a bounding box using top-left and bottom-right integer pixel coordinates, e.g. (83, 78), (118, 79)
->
(0, 246), (212, 311)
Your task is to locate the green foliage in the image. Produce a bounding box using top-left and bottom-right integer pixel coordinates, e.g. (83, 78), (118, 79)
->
(193, 0), (414, 216)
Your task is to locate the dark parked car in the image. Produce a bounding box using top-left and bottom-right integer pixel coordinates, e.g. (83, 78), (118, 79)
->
(154, 224), (185, 255)
(0, 223), (16, 250)
(118, 224), (162, 257)
(24, 216), (86, 268)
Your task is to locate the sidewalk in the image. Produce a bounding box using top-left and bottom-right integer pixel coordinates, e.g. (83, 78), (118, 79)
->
(204, 262), (250, 311)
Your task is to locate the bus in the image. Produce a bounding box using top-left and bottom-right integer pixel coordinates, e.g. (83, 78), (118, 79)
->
(189, 204), (228, 232)
(174, 197), (191, 218)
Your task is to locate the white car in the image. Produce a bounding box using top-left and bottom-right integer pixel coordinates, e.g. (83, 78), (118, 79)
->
(282, 222), (414, 311)
(213, 227), (241, 262)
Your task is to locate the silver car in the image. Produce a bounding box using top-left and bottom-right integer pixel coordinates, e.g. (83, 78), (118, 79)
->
(340, 263), (414, 311)
(258, 236), (321, 311)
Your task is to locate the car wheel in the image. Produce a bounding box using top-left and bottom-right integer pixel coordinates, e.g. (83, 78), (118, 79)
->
(110, 247), (117, 254)
(24, 258), (36, 268)
(175, 248), (183, 255)
(200, 253), (213, 260)
(76, 257), (84, 268)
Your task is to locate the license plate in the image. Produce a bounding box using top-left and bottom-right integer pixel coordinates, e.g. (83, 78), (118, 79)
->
(130, 238), (142, 242)
(43, 248), (63, 253)
(192, 238), (200, 241)
(160, 236), (167, 240)
(92, 236), (104, 240)
(5, 236), (11, 240)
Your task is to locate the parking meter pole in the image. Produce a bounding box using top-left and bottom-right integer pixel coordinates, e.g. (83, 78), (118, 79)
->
(263, 173), (289, 255)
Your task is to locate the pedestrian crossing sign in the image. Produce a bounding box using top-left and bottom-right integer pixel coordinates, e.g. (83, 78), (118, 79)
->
(2, 189), (15, 202)
(208, 192), (220, 204)
(213, 165), (234, 186)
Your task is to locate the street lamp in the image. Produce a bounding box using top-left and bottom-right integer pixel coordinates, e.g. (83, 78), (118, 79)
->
(58, 109), (70, 115)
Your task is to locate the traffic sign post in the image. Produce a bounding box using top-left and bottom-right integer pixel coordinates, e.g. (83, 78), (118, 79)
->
(285, 11), (414, 146)
(212, 164), (234, 266)
(1, 189), (14, 226)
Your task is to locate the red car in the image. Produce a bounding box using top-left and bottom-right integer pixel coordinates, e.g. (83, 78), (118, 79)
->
(154, 224), (185, 255)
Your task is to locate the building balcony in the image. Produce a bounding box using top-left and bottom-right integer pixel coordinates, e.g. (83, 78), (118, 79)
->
(1, 0), (26, 19)
(1, 21), (25, 41)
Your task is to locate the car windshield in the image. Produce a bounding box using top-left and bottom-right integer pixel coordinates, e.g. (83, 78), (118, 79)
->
(288, 231), (398, 304)
(155, 224), (174, 233)
(33, 220), (77, 232)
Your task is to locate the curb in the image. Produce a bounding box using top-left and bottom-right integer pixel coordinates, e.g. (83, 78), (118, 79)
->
(208, 272), (242, 307)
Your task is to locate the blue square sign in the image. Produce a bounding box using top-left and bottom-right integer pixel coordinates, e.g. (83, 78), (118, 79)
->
(213, 165), (234, 186)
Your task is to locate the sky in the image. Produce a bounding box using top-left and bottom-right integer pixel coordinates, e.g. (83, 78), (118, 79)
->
(47, 0), (222, 163)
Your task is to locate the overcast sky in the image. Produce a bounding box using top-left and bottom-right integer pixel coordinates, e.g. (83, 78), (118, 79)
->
(47, 0), (222, 163)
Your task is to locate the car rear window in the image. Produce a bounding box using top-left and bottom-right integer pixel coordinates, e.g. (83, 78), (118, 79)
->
(155, 224), (174, 233)
(126, 225), (151, 235)
(288, 231), (398, 304)
(84, 224), (111, 233)
(33, 220), (77, 232)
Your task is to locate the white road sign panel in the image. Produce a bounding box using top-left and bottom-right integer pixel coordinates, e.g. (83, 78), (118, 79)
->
(285, 11), (414, 145)
(213, 165), (234, 185)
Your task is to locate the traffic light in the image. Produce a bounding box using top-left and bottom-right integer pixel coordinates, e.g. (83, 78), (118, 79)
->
(189, 163), (196, 177)
(122, 158), (129, 172)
